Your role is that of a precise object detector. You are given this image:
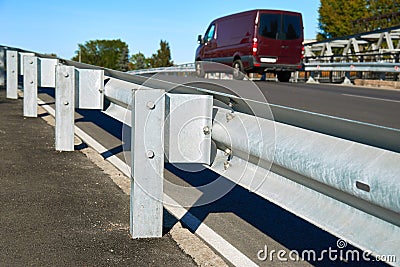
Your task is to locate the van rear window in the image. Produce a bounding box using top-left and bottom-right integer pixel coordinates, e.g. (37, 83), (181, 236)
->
(259, 13), (301, 40)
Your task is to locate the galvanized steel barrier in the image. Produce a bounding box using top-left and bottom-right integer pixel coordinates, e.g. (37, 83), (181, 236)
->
(127, 63), (195, 75)
(303, 26), (400, 83)
(1, 46), (399, 266)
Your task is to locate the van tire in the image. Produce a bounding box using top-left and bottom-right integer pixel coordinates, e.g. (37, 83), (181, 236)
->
(195, 61), (205, 78)
(233, 60), (245, 80)
(277, 71), (291, 82)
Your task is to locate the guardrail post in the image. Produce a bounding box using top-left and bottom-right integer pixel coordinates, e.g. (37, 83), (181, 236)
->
(19, 52), (34, 75)
(395, 54), (399, 81)
(55, 65), (75, 151)
(23, 56), (38, 117)
(130, 89), (165, 238)
(329, 56), (333, 83)
(357, 55), (364, 79)
(0, 47), (5, 87)
(342, 72), (352, 85)
(307, 71), (319, 83)
(6, 50), (18, 99)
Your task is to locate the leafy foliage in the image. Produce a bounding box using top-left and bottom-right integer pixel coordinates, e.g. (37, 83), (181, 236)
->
(118, 46), (130, 72)
(129, 52), (150, 70)
(72, 39), (129, 71)
(149, 40), (174, 68)
(317, 0), (400, 40)
(317, 0), (369, 40)
(72, 39), (174, 71)
(366, 0), (400, 16)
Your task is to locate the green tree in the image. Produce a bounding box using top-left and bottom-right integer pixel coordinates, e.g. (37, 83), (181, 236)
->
(317, 0), (369, 40)
(118, 46), (129, 72)
(366, 0), (399, 16)
(130, 52), (150, 70)
(318, 0), (400, 40)
(149, 40), (174, 68)
(72, 39), (129, 71)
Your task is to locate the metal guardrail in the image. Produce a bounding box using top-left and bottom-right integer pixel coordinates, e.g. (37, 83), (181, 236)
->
(304, 62), (400, 72)
(1, 46), (399, 266)
(304, 25), (400, 59)
(127, 63), (195, 75)
(303, 26), (400, 83)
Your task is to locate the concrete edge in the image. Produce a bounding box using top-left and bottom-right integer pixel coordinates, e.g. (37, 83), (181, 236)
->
(303, 78), (400, 92)
(34, 101), (228, 267)
(353, 79), (400, 90)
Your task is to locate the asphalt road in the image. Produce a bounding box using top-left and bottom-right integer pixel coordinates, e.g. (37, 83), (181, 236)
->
(142, 74), (400, 130)
(36, 81), (395, 266)
(173, 77), (400, 129)
(254, 81), (400, 129)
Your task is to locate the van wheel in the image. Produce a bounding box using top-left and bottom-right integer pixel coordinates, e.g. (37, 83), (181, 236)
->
(233, 60), (245, 80)
(277, 71), (291, 82)
(195, 61), (205, 78)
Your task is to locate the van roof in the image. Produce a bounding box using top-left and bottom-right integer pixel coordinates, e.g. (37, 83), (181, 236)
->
(212, 9), (302, 23)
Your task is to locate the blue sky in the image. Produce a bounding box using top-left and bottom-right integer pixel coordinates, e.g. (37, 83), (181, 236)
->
(1, 0), (320, 64)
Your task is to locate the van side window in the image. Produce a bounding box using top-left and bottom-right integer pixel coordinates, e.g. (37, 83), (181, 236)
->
(258, 14), (281, 39)
(205, 24), (216, 42)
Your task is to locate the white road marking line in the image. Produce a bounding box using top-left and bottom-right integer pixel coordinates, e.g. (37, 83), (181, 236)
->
(38, 98), (55, 116)
(342, 93), (400, 103)
(164, 195), (258, 267)
(38, 97), (258, 267)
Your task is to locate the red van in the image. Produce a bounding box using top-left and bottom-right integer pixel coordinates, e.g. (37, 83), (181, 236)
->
(195, 9), (304, 81)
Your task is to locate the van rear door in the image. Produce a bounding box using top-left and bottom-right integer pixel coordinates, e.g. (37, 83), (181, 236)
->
(279, 13), (303, 65)
(257, 12), (282, 63)
(257, 11), (303, 66)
